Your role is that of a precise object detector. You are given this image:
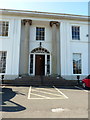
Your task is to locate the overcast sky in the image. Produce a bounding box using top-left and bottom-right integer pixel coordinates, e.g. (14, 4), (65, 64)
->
(0, 0), (89, 16)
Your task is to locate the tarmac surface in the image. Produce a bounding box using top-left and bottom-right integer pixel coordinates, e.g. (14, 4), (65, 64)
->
(0, 85), (89, 119)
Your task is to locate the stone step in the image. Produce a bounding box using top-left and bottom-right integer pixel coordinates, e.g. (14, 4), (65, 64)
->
(1, 76), (77, 86)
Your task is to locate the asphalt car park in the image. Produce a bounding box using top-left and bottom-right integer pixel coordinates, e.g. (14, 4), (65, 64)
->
(0, 85), (89, 119)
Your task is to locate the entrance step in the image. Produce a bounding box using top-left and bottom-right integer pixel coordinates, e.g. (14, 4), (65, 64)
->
(2, 76), (77, 86)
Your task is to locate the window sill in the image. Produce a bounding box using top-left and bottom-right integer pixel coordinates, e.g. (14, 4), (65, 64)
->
(36, 40), (45, 42)
(0, 36), (10, 39)
(70, 40), (88, 43)
(72, 74), (82, 75)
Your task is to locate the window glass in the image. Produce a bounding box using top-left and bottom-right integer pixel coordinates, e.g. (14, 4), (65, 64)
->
(86, 75), (90, 79)
(0, 51), (7, 73)
(47, 55), (50, 74)
(0, 21), (9, 37)
(73, 53), (82, 74)
(72, 26), (80, 40)
(36, 27), (45, 41)
(30, 54), (33, 74)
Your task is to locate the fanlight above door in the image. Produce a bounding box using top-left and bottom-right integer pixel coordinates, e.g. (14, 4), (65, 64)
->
(31, 47), (50, 53)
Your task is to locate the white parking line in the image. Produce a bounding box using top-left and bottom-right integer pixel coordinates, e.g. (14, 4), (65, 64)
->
(29, 97), (66, 100)
(75, 86), (88, 93)
(53, 86), (68, 99)
(32, 89), (62, 97)
(35, 87), (58, 92)
(30, 93), (51, 99)
(0, 85), (5, 88)
(28, 86), (32, 99)
(28, 86), (68, 99)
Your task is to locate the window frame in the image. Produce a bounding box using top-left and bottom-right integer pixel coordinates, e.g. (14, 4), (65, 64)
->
(0, 51), (7, 74)
(30, 54), (34, 74)
(72, 53), (82, 75)
(72, 26), (80, 40)
(47, 55), (50, 75)
(0, 21), (9, 37)
(36, 27), (45, 41)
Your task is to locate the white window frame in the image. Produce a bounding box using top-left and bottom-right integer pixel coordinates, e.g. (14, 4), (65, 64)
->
(36, 27), (45, 41)
(0, 51), (7, 74)
(29, 53), (51, 76)
(72, 26), (80, 40)
(72, 53), (82, 75)
(0, 21), (9, 37)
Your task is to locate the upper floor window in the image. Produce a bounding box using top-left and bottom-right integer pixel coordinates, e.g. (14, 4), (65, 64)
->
(72, 26), (80, 40)
(73, 53), (82, 74)
(36, 27), (45, 41)
(0, 51), (7, 73)
(0, 21), (9, 37)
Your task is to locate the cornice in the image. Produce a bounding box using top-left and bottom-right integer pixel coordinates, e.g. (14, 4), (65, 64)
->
(0, 9), (89, 22)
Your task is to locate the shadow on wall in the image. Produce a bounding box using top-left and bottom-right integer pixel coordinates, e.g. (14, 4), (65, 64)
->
(0, 88), (26, 112)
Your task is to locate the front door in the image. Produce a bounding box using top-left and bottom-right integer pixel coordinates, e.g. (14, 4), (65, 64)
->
(35, 55), (45, 75)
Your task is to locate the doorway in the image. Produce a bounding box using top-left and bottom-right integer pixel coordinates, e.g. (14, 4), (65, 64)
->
(35, 55), (45, 75)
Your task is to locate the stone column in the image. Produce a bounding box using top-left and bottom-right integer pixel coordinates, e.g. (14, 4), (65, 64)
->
(50, 21), (60, 75)
(20, 19), (32, 75)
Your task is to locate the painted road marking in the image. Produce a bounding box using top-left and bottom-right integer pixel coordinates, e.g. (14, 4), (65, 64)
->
(32, 89), (62, 97)
(30, 93), (51, 99)
(29, 97), (66, 100)
(28, 86), (68, 100)
(75, 86), (89, 93)
(0, 86), (5, 88)
(53, 86), (68, 99)
(28, 86), (32, 99)
(35, 87), (59, 92)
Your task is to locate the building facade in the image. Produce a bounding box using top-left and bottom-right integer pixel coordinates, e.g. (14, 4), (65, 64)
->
(0, 9), (89, 80)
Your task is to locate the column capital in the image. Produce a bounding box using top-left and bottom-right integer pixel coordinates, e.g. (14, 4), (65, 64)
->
(50, 21), (60, 27)
(22, 19), (32, 25)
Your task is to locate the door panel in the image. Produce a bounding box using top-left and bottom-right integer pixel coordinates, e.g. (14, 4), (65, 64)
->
(35, 55), (45, 75)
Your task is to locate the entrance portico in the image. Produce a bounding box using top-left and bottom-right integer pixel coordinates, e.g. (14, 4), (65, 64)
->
(19, 19), (60, 76)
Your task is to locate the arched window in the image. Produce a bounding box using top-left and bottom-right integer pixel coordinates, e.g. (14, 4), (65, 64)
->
(31, 47), (50, 53)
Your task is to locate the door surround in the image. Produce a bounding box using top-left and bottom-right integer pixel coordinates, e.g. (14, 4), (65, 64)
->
(29, 53), (51, 76)
(29, 47), (51, 76)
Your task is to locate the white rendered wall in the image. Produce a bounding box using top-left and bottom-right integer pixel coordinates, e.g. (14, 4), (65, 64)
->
(29, 20), (52, 53)
(0, 14), (89, 80)
(0, 17), (21, 79)
(60, 20), (88, 80)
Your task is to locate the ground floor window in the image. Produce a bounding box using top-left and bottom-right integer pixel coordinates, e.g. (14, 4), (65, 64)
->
(0, 51), (7, 73)
(30, 54), (33, 74)
(73, 53), (82, 74)
(47, 55), (50, 74)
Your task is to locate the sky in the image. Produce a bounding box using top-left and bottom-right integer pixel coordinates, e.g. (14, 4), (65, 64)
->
(0, 0), (89, 16)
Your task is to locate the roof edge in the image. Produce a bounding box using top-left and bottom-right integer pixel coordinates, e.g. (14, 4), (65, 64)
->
(0, 8), (89, 21)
